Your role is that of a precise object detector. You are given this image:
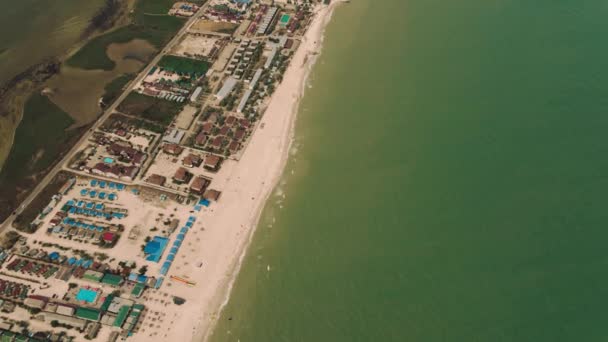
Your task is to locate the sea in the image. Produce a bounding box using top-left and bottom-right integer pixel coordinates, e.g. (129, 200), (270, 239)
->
(209, 0), (608, 341)
(0, 0), (103, 86)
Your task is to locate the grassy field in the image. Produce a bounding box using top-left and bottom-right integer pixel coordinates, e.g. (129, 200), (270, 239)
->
(12, 171), (73, 233)
(102, 73), (136, 105)
(158, 55), (210, 76)
(117, 91), (183, 126)
(102, 112), (166, 133)
(66, 0), (186, 70)
(0, 94), (85, 222)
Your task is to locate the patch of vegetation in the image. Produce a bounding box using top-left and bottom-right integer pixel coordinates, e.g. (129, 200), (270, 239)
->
(102, 113), (166, 134)
(0, 93), (85, 223)
(67, 0), (186, 70)
(101, 73), (135, 107)
(158, 55), (211, 76)
(88, 0), (122, 32)
(12, 171), (73, 233)
(117, 92), (183, 126)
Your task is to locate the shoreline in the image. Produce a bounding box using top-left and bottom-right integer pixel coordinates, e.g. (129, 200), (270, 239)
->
(122, 3), (342, 342)
(195, 3), (341, 341)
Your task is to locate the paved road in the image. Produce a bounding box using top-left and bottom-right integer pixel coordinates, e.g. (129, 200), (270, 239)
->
(0, 6), (210, 230)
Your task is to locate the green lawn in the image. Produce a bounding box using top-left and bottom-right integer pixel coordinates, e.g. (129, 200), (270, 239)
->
(117, 92), (184, 126)
(158, 55), (210, 76)
(66, 0), (186, 70)
(0, 94), (83, 222)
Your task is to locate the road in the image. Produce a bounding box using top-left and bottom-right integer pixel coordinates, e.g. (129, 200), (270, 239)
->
(0, 6), (210, 230)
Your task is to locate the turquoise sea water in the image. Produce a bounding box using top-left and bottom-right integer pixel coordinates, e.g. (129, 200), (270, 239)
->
(212, 0), (608, 341)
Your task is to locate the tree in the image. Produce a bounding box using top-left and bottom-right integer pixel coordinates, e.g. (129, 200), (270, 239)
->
(138, 266), (148, 275)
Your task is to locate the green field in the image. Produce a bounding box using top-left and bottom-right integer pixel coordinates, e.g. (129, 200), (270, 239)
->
(158, 55), (210, 76)
(102, 73), (136, 105)
(66, 0), (186, 70)
(0, 94), (84, 222)
(117, 92), (183, 126)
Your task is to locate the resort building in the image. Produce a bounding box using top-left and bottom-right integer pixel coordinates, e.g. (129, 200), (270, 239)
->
(146, 174), (167, 187)
(173, 167), (192, 184)
(183, 153), (203, 168)
(204, 155), (222, 171)
(163, 143), (184, 156)
(190, 176), (210, 194)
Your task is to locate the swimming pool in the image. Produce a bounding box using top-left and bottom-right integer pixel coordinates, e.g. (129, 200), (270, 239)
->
(76, 288), (98, 303)
(103, 157), (114, 164)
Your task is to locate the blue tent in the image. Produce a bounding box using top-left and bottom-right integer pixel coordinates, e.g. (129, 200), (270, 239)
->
(48, 252), (60, 260)
(89, 190), (97, 198)
(98, 192), (106, 200)
(66, 200), (75, 206)
(173, 241), (182, 247)
(170, 247), (178, 254)
(167, 254), (175, 261)
(144, 240), (161, 255)
(90, 180), (98, 187)
(77, 201), (84, 207)
(85, 202), (94, 209)
(67, 257), (76, 265)
(176, 234), (185, 241)
(188, 216), (196, 222)
(199, 199), (210, 207)
(80, 189), (88, 196)
(180, 227), (188, 234)
(74, 259), (82, 266)
(194, 205), (202, 212)
(108, 194), (116, 201)
(109, 182), (116, 189)
(99, 181), (106, 188)
(186, 222), (193, 228)
(117, 184), (125, 191)
(83, 260), (93, 268)
(96, 227), (104, 232)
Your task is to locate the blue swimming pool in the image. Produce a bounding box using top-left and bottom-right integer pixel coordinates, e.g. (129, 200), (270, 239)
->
(76, 288), (98, 303)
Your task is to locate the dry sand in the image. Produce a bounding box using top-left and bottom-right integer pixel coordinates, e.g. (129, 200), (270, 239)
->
(128, 3), (341, 342)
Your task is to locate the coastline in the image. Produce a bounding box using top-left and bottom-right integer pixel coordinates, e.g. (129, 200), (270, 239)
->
(195, 3), (341, 341)
(124, 3), (342, 342)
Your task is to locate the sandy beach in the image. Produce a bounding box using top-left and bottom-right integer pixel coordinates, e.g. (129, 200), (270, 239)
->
(125, 3), (341, 342)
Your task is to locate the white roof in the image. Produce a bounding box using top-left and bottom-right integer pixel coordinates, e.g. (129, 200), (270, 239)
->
(162, 129), (186, 144)
(215, 77), (238, 101)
